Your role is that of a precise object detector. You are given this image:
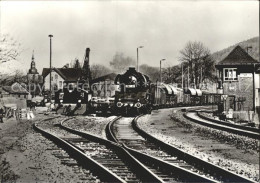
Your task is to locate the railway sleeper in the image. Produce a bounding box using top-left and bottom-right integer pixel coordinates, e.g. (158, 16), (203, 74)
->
(60, 118), (164, 183)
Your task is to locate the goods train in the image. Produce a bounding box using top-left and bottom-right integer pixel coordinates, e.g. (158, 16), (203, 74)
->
(54, 67), (222, 116)
(114, 67), (221, 115)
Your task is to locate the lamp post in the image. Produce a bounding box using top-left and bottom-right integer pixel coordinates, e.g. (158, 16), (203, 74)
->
(181, 62), (184, 88)
(137, 46), (144, 72)
(48, 34), (53, 99)
(160, 59), (166, 83)
(187, 64), (189, 88)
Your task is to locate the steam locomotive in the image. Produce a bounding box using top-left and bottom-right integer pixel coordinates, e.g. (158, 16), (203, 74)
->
(114, 67), (153, 115)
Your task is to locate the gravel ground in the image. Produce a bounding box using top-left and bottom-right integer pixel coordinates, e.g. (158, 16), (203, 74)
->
(0, 112), (101, 183)
(63, 116), (117, 138)
(138, 108), (259, 182)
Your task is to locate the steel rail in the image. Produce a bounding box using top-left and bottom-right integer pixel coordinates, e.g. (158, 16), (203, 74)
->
(196, 111), (260, 133)
(34, 118), (125, 183)
(106, 117), (217, 183)
(60, 116), (163, 183)
(184, 112), (260, 139)
(132, 115), (257, 183)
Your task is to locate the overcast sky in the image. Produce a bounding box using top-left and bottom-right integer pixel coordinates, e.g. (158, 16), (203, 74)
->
(0, 0), (259, 73)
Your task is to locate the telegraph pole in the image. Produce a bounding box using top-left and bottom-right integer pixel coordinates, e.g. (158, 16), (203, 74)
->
(181, 63), (184, 88)
(160, 59), (166, 83)
(48, 35), (53, 99)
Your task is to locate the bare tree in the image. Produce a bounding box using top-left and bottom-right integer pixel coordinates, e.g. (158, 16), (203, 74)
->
(109, 52), (135, 73)
(162, 65), (182, 84)
(0, 34), (21, 64)
(0, 70), (26, 86)
(179, 41), (215, 88)
(70, 58), (81, 69)
(90, 64), (111, 79)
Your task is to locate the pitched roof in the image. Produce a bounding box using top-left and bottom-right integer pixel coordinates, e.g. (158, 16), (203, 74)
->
(217, 45), (259, 66)
(91, 73), (117, 84)
(42, 68), (82, 81)
(2, 82), (29, 94)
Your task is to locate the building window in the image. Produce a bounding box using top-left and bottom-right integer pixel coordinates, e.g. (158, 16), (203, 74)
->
(224, 68), (237, 81)
(55, 74), (58, 80)
(59, 81), (63, 88)
(51, 76), (53, 81)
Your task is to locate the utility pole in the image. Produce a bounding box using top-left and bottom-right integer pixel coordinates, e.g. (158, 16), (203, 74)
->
(181, 63), (184, 88)
(137, 46), (143, 72)
(160, 59), (166, 83)
(187, 65), (189, 88)
(48, 34), (53, 99)
(201, 67), (202, 86)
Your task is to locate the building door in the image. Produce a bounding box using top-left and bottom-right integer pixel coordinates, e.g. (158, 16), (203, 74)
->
(229, 96), (235, 110)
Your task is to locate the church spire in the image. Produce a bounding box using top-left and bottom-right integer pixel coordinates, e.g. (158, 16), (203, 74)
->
(32, 50), (35, 61)
(28, 50), (38, 74)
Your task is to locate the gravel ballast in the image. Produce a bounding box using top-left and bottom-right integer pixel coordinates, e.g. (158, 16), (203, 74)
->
(138, 108), (259, 182)
(0, 114), (110, 182)
(62, 116), (117, 138)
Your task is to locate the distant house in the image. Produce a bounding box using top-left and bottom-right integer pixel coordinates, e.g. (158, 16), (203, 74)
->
(0, 82), (29, 99)
(90, 73), (117, 84)
(42, 68), (82, 91)
(42, 48), (92, 95)
(215, 45), (260, 113)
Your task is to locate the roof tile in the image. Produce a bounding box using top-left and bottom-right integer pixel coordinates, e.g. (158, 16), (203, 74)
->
(217, 45), (259, 65)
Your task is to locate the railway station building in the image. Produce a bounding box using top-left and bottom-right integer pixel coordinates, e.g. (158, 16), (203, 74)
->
(215, 45), (260, 123)
(42, 67), (82, 92)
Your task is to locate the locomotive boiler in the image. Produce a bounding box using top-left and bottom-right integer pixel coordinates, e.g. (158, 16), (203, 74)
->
(114, 67), (152, 115)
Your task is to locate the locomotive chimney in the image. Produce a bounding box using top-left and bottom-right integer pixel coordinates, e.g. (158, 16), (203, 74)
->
(128, 67), (136, 72)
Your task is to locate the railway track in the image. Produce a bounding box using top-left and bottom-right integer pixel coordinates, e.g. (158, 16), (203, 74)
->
(34, 117), (163, 182)
(107, 116), (256, 183)
(196, 111), (259, 132)
(107, 117), (216, 182)
(184, 112), (260, 139)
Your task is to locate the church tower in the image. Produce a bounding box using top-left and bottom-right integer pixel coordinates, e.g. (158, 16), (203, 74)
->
(27, 50), (43, 96)
(28, 50), (39, 74)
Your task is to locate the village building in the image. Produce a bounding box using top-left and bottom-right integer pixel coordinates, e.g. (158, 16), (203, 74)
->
(42, 68), (82, 91)
(0, 82), (29, 99)
(42, 48), (91, 95)
(215, 45), (260, 123)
